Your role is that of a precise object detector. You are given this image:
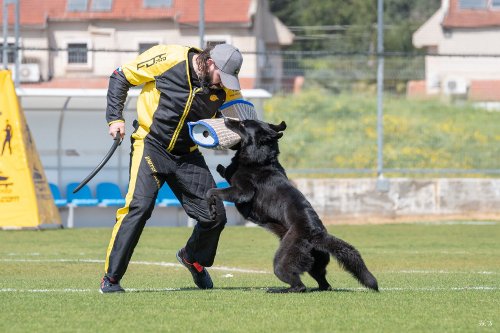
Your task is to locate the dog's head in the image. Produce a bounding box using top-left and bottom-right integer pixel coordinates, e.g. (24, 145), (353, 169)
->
(225, 118), (286, 165)
(225, 118), (286, 147)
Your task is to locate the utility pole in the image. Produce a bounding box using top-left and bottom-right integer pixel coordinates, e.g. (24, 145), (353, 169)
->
(14, 0), (20, 86)
(199, 0), (205, 48)
(2, 0), (20, 86)
(376, 0), (389, 192)
(2, 0), (8, 70)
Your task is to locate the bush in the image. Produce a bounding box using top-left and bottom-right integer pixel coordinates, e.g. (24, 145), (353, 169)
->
(264, 90), (500, 175)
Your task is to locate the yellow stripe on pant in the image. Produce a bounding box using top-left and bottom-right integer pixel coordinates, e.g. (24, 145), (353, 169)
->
(104, 134), (145, 273)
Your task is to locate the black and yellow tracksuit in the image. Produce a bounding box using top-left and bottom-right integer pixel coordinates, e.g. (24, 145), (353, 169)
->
(104, 45), (241, 282)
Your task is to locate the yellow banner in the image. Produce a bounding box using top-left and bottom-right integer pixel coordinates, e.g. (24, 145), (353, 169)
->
(0, 70), (61, 229)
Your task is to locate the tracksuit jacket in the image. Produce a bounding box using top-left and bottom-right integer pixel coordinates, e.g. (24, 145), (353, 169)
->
(103, 44), (241, 281)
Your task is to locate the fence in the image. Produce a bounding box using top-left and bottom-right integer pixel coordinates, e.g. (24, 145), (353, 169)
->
(5, 46), (500, 178)
(261, 51), (500, 178)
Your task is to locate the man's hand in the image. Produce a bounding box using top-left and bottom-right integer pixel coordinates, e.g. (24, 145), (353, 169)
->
(109, 122), (125, 139)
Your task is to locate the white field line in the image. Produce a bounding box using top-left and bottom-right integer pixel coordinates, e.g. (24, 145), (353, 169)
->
(418, 221), (498, 225)
(0, 288), (180, 293)
(365, 250), (495, 255)
(0, 286), (498, 293)
(0, 258), (270, 274)
(1, 258), (498, 293)
(382, 286), (499, 291)
(337, 286), (500, 292)
(1, 258), (499, 275)
(383, 270), (498, 275)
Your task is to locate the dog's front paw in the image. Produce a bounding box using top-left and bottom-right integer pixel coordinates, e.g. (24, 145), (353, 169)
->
(216, 164), (226, 177)
(206, 189), (218, 220)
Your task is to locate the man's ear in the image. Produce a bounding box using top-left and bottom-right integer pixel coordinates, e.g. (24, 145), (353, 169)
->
(269, 121), (286, 132)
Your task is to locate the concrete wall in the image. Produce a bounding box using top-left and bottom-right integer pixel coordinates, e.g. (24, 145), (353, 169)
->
(294, 178), (500, 224)
(62, 178), (500, 228)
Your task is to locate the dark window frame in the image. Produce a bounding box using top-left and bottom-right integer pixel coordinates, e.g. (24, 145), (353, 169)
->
(67, 0), (89, 12)
(143, 0), (173, 9)
(67, 43), (88, 64)
(90, 0), (113, 11)
(0, 43), (16, 64)
(138, 42), (159, 54)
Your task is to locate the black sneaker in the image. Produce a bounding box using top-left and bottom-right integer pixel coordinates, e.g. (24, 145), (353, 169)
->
(99, 276), (125, 293)
(176, 248), (213, 289)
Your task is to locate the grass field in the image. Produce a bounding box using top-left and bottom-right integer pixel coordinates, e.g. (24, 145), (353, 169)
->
(0, 222), (499, 332)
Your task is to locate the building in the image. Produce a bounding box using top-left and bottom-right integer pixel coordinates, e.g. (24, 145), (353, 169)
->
(1, 0), (293, 92)
(411, 0), (500, 103)
(1, 0), (288, 226)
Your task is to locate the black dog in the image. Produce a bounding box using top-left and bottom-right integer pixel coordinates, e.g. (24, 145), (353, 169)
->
(206, 118), (379, 293)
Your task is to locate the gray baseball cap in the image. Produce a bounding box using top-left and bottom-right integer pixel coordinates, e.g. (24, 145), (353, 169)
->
(210, 44), (243, 90)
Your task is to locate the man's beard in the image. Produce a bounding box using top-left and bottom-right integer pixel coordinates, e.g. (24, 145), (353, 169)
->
(199, 70), (222, 91)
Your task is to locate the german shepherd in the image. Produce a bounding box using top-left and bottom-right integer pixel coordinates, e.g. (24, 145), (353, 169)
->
(207, 118), (378, 293)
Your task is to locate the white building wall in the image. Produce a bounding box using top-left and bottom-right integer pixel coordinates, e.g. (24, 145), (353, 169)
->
(413, 1), (500, 96)
(41, 21), (259, 83)
(425, 28), (500, 93)
(439, 28), (500, 54)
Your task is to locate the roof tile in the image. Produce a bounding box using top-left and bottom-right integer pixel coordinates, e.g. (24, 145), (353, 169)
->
(443, 0), (500, 28)
(0, 0), (251, 26)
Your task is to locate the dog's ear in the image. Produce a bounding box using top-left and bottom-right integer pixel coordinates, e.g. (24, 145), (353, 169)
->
(269, 121), (286, 132)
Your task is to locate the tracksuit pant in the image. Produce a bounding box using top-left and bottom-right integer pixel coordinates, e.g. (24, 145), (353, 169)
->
(104, 133), (227, 282)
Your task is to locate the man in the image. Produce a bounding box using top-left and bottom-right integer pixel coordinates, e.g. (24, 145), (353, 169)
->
(100, 43), (244, 293)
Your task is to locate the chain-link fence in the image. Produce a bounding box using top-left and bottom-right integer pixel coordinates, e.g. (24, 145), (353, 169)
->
(5, 46), (500, 177)
(260, 51), (500, 177)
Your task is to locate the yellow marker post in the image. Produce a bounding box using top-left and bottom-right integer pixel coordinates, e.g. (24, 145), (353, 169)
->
(0, 70), (61, 229)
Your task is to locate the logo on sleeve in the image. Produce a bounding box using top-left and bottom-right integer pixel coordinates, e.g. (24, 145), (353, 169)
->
(137, 53), (167, 70)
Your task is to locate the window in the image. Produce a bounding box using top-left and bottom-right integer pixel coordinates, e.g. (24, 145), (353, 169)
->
(67, 43), (88, 64)
(492, 0), (500, 8)
(67, 0), (88, 12)
(459, 0), (487, 9)
(204, 35), (231, 49)
(143, 0), (172, 8)
(90, 0), (113, 11)
(206, 40), (226, 48)
(138, 42), (159, 54)
(0, 43), (16, 64)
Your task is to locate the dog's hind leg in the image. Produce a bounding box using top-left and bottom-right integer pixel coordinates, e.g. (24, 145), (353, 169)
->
(268, 229), (312, 293)
(308, 249), (332, 291)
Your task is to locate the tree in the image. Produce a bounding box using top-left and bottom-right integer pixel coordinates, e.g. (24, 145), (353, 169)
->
(268, 0), (440, 52)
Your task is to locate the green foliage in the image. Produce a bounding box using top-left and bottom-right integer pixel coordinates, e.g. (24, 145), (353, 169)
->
(264, 91), (500, 174)
(268, 1), (440, 94)
(0, 223), (499, 332)
(269, 0), (441, 52)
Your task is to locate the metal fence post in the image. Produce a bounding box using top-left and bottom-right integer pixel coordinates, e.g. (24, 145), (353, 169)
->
(376, 0), (389, 192)
(199, 0), (205, 48)
(2, 0), (8, 70)
(14, 0), (20, 86)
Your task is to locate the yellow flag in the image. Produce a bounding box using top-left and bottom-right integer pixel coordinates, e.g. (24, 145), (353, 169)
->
(0, 70), (61, 229)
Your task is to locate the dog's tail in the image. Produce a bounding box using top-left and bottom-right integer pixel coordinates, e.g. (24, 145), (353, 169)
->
(314, 234), (379, 291)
